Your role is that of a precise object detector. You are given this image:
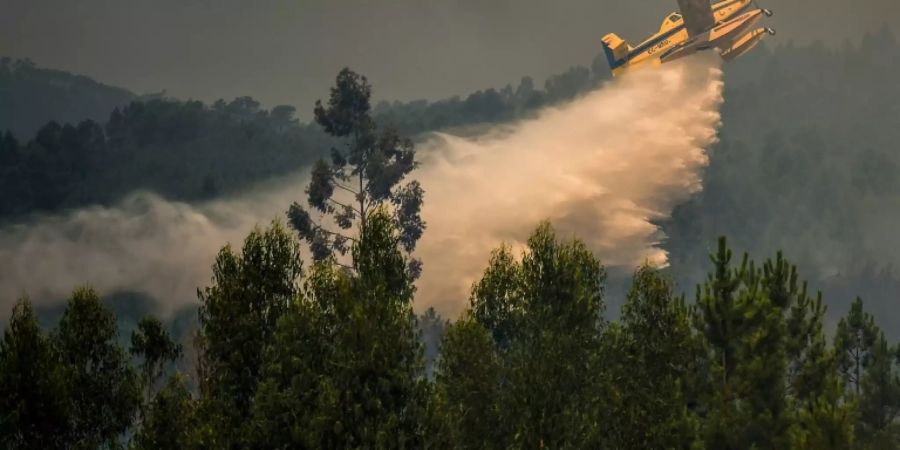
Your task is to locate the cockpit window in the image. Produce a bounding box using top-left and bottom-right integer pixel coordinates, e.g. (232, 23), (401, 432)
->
(669, 13), (682, 22)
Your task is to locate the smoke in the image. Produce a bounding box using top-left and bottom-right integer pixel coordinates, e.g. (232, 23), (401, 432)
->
(0, 179), (302, 317)
(0, 56), (723, 318)
(415, 56), (723, 316)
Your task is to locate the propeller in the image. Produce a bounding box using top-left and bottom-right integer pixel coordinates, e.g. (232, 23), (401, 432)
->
(752, 0), (774, 16)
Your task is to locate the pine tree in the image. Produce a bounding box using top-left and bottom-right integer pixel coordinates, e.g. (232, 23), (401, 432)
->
(857, 333), (900, 448)
(695, 239), (837, 449)
(835, 297), (879, 396)
(790, 376), (858, 450)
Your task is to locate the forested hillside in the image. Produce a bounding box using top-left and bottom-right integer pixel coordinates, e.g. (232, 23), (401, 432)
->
(660, 26), (900, 333)
(0, 97), (328, 221)
(0, 58), (136, 139)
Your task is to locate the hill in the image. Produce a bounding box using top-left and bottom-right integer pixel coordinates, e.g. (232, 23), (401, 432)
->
(0, 57), (136, 138)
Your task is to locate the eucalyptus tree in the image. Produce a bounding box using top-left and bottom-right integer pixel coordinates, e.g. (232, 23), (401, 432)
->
(288, 68), (424, 274)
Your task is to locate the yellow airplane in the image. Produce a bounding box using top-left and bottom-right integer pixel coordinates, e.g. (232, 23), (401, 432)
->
(602, 0), (775, 76)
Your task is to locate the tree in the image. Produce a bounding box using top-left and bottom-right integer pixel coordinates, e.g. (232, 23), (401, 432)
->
(0, 298), (69, 450)
(130, 374), (197, 450)
(248, 209), (427, 449)
(694, 239), (831, 449)
(469, 245), (521, 350)
(130, 316), (182, 396)
(53, 287), (141, 449)
(247, 297), (327, 450)
(790, 376), (858, 450)
(288, 68), (424, 269)
(604, 265), (702, 449)
(856, 333), (900, 448)
(195, 220), (303, 449)
(432, 317), (502, 449)
(462, 222), (606, 448)
(835, 297), (879, 395)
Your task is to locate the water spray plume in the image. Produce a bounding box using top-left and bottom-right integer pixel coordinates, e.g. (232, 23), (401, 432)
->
(415, 55), (723, 315)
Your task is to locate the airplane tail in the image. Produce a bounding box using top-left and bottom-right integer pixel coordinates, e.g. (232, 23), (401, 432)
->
(602, 33), (631, 76)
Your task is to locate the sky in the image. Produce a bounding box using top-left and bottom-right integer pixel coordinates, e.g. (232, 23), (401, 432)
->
(2, 0), (898, 117)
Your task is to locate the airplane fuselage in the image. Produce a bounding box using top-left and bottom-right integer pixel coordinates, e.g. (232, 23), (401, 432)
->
(603, 0), (773, 76)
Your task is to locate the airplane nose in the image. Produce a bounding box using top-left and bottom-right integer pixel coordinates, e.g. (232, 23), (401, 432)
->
(763, 9), (773, 17)
(766, 27), (776, 36)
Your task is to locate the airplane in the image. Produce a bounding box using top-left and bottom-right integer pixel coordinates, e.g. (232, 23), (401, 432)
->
(602, 0), (775, 76)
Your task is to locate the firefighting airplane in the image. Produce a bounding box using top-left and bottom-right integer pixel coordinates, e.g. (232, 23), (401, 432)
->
(602, 0), (775, 76)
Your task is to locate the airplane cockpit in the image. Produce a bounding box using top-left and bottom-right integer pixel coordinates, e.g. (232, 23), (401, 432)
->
(660, 13), (683, 31)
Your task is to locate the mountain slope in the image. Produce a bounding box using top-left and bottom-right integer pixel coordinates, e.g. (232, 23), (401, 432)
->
(0, 58), (136, 138)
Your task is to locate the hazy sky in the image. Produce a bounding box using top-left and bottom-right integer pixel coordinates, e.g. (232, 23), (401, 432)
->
(2, 0), (897, 117)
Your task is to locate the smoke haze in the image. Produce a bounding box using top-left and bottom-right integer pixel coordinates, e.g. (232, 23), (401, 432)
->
(0, 56), (723, 318)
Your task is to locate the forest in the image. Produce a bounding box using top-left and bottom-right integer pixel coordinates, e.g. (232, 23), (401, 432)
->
(3, 25), (900, 449)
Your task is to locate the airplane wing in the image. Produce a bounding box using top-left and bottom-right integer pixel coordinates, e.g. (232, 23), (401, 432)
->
(676, 0), (715, 36)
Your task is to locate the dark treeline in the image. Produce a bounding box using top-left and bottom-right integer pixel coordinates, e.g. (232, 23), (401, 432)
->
(0, 96), (329, 221)
(372, 59), (608, 134)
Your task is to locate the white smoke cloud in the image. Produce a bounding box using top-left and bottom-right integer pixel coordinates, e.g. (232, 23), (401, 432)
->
(415, 56), (723, 316)
(0, 56), (723, 318)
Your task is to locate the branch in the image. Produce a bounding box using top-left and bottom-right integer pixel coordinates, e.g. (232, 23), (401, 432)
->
(333, 182), (359, 196)
(327, 197), (353, 211)
(313, 224), (358, 243)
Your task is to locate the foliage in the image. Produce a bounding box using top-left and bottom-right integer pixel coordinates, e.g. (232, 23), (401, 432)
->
(130, 316), (182, 395)
(432, 317), (500, 449)
(438, 222), (607, 448)
(248, 209), (428, 449)
(194, 220), (302, 449)
(0, 298), (69, 450)
(130, 374), (197, 450)
(604, 265), (702, 449)
(54, 287), (141, 449)
(288, 68), (425, 270)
